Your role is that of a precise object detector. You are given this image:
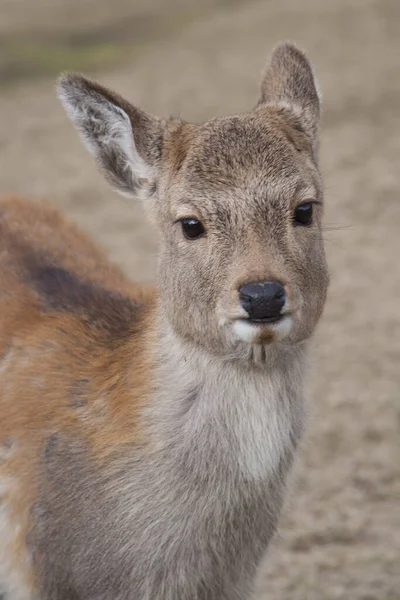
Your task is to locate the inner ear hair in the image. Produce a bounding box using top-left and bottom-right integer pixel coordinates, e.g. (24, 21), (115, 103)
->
(58, 74), (165, 200)
(258, 43), (320, 153)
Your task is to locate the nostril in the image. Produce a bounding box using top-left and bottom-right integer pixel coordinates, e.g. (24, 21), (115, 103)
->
(239, 290), (254, 302)
(238, 281), (286, 321)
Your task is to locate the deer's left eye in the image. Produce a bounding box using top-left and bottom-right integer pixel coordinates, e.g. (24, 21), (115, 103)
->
(293, 203), (313, 226)
(181, 218), (206, 240)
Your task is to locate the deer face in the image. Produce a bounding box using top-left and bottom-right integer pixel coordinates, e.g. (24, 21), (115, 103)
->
(59, 44), (328, 358)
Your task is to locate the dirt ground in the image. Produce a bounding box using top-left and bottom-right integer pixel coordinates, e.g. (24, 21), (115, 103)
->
(0, 0), (399, 597)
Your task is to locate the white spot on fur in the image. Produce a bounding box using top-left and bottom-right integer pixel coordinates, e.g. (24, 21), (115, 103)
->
(273, 315), (293, 340)
(232, 320), (259, 343)
(232, 315), (293, 344)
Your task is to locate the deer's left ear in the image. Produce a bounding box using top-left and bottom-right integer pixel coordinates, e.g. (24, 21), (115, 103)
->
(258, 43), (320, 154)
(58, 74), (165, 200)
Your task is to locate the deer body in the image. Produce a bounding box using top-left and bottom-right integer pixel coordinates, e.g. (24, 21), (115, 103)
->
(0, 44), (328, 599)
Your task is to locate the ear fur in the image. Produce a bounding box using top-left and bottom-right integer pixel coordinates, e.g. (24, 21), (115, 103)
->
(58, 74), (164, 199)
(259, 43), (320, 153)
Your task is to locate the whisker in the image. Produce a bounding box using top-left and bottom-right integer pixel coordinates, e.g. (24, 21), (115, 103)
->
(323, 225), (349, 233)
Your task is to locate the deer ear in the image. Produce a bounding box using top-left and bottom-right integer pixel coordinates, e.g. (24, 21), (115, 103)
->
(258, 43), (320, 151)
(58, 74), (164, 200)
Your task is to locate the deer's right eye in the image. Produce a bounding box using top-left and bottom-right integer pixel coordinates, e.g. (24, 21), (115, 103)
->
(293, 202), (314, 226)
(181, 218), (206, 240)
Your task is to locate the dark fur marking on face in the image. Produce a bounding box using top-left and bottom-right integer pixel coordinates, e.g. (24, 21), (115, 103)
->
(26, 263), (141, 339)
(253, 329), (276, 345)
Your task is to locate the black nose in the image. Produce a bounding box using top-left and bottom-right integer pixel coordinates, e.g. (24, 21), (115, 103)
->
(239, 281), (286, 322)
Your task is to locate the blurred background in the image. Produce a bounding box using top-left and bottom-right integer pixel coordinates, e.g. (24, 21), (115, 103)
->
(0, 0), (399, 598)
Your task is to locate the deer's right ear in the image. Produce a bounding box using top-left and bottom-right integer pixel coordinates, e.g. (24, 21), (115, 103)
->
(58, 74), (164, 200)
(258, 44), (320, 156)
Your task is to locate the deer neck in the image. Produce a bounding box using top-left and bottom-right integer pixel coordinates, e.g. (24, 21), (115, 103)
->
(143, 316), (308, 483)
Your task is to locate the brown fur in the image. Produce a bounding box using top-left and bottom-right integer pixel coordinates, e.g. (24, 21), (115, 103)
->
(0, 196), (157, 591)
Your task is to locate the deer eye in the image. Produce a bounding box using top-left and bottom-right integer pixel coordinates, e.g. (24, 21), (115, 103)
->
(181, 218), (206, 240)
(293, 202), (313, 226)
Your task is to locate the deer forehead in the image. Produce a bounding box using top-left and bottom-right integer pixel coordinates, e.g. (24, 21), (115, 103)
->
(162, 112), (320, 220)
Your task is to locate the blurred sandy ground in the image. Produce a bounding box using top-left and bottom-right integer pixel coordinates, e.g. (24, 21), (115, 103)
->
(0, 0), (399, 597)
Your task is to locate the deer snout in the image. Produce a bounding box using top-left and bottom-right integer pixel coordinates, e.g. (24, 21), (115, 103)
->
(238, 281), (286, 322)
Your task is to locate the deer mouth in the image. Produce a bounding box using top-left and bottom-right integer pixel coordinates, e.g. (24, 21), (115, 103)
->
(232, 314), (293, 344)
(246, 315), (283, 324)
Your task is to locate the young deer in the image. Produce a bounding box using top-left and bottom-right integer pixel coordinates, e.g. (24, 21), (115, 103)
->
(0, 43), (328, 599)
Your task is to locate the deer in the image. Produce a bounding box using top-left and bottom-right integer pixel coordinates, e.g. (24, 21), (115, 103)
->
(0, 43), (328, 600)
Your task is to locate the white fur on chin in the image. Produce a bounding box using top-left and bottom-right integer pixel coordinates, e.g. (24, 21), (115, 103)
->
(232, 316), (293, 344)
